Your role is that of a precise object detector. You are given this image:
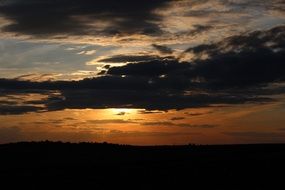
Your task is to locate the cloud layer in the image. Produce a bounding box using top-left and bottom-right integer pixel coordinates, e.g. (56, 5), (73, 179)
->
(1, 26), (284, 114)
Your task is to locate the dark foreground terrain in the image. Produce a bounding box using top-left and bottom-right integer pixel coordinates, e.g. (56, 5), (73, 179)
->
(0, 142), (284, 189)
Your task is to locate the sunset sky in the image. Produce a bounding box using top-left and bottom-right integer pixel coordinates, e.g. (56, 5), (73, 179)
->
(0, 0), (285, 145)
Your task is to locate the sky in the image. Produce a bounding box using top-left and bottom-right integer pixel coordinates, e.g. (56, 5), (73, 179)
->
(0, 0), (285, 145)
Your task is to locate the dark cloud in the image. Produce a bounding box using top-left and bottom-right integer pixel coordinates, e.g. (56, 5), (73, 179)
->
(192, 25), (212, 33)
(98, 55), (163, 63)
(1, 26), (285, 114)
(106, 58), (189, 77)
(14, 73), (58, 82)
(0, 86), (269, 114)
(0, 89), (55, 115)
(184, 0), (285, 17)
(184, 25), (285, 88)
(48, 89), (260, 111)
(106, 25), (285, 89)
(0, 0), (171, 36)
(0, 105), (43, 115)
(152, 44), (173, 54)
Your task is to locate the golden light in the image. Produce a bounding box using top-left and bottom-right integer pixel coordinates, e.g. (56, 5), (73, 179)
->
(109, 108), (136, 115)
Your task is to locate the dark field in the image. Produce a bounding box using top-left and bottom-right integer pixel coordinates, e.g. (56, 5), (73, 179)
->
(0, 142), (284, 189)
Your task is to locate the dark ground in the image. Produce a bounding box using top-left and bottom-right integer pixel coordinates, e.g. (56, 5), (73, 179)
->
(0, 142), (284, 189)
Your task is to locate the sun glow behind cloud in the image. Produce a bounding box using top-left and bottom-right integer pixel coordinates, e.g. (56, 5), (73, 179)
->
(0, 101), (285, 145)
